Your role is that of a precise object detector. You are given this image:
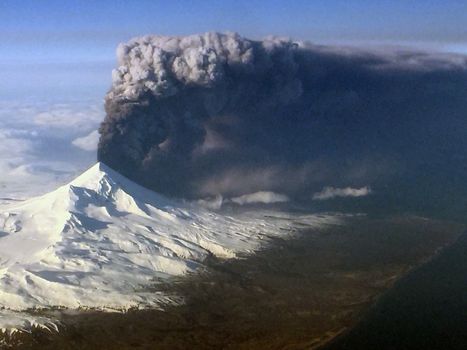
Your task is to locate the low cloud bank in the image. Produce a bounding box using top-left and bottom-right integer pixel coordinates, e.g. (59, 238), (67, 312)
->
(0, 100), (103, 198)
(72, 130), (99, 151)
(313, 186), (371, 200)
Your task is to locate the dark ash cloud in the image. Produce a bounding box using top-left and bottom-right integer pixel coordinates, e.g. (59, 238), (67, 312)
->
(98, 32), (467, 217)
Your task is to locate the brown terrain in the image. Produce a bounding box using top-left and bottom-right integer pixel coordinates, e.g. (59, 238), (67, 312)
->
(2, 215), (463, 350)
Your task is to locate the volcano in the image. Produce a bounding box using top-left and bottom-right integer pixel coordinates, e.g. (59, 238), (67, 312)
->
(0, 163), (338, 329)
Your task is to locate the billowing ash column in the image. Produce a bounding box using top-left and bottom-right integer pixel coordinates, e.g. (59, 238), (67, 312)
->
(99, 32), (467, 205)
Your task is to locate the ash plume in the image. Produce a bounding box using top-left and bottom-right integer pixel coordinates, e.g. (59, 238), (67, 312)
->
(98, 32), (467, 216)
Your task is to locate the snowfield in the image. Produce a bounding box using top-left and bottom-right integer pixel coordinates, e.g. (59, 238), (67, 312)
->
(0, 163), (340, 330)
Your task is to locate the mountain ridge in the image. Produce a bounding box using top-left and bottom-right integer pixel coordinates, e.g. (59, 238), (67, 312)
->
(0, 162), (340, 330)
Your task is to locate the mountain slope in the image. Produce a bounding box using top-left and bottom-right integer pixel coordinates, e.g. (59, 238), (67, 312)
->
(0, 163), (339, 316)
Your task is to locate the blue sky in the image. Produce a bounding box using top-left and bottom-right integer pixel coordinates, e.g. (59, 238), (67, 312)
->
(0, 0), (466, 198)
(1, 0), (467, 96)
(2, 0), (467, 64)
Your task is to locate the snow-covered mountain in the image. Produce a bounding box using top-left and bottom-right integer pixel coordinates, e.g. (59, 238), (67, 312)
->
(0, 163), (339, 329)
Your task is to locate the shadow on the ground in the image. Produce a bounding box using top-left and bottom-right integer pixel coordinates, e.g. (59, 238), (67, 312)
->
(4, 216), (463, 350)
(324, 229), (467, 350)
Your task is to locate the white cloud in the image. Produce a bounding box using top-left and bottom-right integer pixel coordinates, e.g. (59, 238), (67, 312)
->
(72, 130), (99, 151)
(196, 195), (223, 210)
(230, 191), (289, 205)
(194, 191), (289, 209)
(312, 186), (371, 200)
(0, 129), (35, 156)
(0, 99), (104, 199)
(33, 104), (103, 130)
(0, 158), (75, 199)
